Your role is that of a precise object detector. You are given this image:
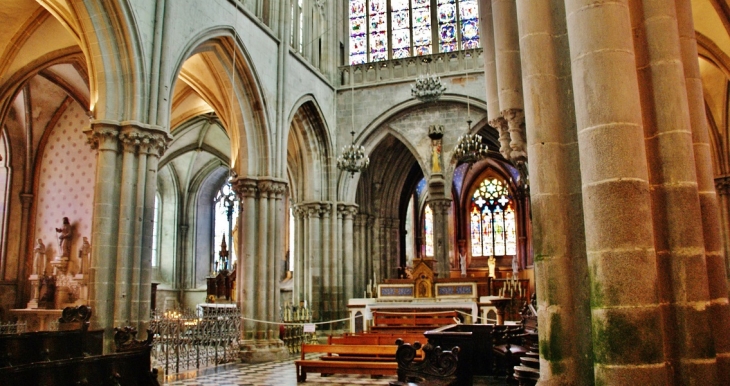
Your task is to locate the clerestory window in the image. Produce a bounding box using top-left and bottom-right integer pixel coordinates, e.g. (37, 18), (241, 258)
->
(349, 0), (481, 65)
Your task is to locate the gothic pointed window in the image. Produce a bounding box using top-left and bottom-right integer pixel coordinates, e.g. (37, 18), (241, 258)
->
(424, 204), (434, 257)
(470, 178), (516, 257)
(348, 0), (480, 65)
(213, 182), (239, 271)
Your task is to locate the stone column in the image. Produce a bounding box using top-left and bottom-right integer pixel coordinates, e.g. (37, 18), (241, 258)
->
(480, 0), (510, 158)
(631, 1), (716, 383)
(86, 123), (171, 352)
(335, 206), (344, 318)
(492, 0), (526, 162)
(85, 124), (120, 346)
(232, 177), (288, 362)
(306, 203), (322, 319)
(565, 0), (667, 383)
(515, 0), (593, 383)
(428, 199), (452, 277)
(292, 206), (305, 305)
(320, 203), (332, 321)
(234, 178), (257, 338)
(677, 0), (730, 379)
(140, 142), (163, 321)
(339, 203), (357, 303)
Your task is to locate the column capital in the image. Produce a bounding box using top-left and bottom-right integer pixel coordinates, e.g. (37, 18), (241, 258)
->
(231, 177), (259, 198)
(715, 176), (730, 195)
(118, 124), (172, 156)
(502, 108), (527, 163)
(489, 116), (511, 160)
(85, 123), (120, 152)
(258, 179), (288, 199)
(337, 203), (358, 219)
(427, 198), (452, 214)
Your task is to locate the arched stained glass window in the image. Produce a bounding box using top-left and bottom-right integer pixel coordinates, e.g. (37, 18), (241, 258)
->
(470, 178), (516, 257)
(424, 204), (434, 257)
(213, 182), (239, 271)
(348, 0), (480, 65)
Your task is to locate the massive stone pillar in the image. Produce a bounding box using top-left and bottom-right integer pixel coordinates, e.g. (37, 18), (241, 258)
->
(480, 0), (511, 160)
(565, 0), (668, 383)
(515, 0), (593, 384)
(491, 0), (526, 162)
(630, 1), (717, 383)
(338, 203), (357, 303)
(232, 177), (288, 362)
(676, 0), (730, 379)
(86, 122), (171, 352)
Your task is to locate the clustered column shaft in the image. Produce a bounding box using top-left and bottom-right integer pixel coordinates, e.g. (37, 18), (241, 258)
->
(86, 122), (171, 353)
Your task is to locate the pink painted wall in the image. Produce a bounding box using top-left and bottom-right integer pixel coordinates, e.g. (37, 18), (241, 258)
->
(34, 101), (95, 275)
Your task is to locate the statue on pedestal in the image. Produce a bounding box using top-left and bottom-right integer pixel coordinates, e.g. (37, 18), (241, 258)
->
(488, 256), (496, 278)
(78, 237), (90, 275)
(512, 255), (519, 277)
(459, 246), (467, 278)
(33, 239), (46, 276)
(55, 217), (72, 258)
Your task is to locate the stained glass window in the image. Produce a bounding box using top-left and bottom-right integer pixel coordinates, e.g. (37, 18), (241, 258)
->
(424, 204), (434, 257)
(459, 0), (480, 49)
(391, 0), (411, 58)
(349, 0), (367, 64)
(369, 0), (388, 61)
(348, 0), (479, 65)
(470, 178), (515, 257)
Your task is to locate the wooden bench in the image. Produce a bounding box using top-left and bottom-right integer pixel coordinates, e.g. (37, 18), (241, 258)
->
(295, 344), (404, 382)
(327, 332), (425, 346)
(370, 310), (461, 332)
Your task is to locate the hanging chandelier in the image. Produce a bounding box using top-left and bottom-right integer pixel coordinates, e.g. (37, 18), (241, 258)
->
(337, 130), (370, 177)
(453, 120), (489, 165)
(411, 59), (446, 103)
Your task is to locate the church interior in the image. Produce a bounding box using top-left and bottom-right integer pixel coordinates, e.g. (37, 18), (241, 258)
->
(1, 0), (730, 384)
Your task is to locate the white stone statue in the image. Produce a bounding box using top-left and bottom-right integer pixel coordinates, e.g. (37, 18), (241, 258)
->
(78, 236), (90, 274)
(55, 217), (72, 258)
(33, 239), (46, 275)
(512, 255), (519, 277)
(488, 256), (497, 278)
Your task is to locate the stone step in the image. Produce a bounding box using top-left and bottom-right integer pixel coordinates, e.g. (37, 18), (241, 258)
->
(520, 356), (539, 369)
(513, 365), (540, 379)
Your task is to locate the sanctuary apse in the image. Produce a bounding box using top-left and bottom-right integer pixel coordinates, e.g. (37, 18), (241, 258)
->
(0, 0), (729, 384)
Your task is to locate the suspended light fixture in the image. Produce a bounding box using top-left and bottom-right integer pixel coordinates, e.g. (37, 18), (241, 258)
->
(411, 58), (446, 103)
(453, 75), (488, 165)
(338, 83), (370, 177)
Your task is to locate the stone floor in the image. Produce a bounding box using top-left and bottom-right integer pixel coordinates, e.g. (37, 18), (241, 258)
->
(163, 356), (510, 386)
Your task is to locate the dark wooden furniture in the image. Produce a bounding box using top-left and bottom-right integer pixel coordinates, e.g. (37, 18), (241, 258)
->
(206, 269), (236, 301)
(0, 319), (159, 386)
(492, 297), (538, 379)
(424, 323), (495, 381)
(371, 310), (461, 333)
(296, 344), (404, 382)
(328, 332), (426, 346)
(394, 339), (460, 386)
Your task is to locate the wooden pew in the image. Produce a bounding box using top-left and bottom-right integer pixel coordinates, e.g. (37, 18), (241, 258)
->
(295, 344), (402, 382)
(327, 332), (425, 346)
(0, 325), (159, 386)
(370, 310), (460, 332)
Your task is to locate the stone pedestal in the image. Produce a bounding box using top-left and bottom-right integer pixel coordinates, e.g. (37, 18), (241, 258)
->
(9, 308), (63, 332)
(27, 274), (41, 309)
(239, 338), (289, 363)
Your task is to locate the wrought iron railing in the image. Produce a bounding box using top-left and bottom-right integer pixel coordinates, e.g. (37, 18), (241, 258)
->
(280, 302), (316, 354)
(149, 306), (241, 375)
(0, 321), (26, 334)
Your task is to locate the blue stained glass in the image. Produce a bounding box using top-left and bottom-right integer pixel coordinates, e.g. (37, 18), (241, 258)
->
(413, 0), (430, 5)
(462, 39), (479, 50)
(441, 42), (457, 52)
(414, 26), (431, 46)
(350, 16), (366, 34)
(370, 13), (387, 31)
(415, 45), (432, 56)
(350, 35), (366, 53)
(461, 20), (479, 39)
(440, 24), (456, 42)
